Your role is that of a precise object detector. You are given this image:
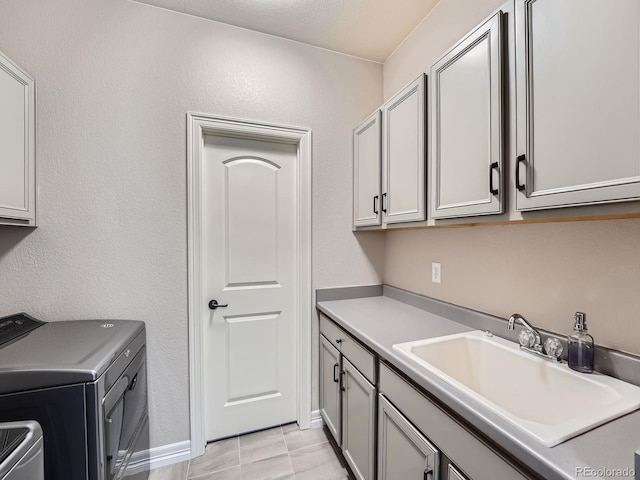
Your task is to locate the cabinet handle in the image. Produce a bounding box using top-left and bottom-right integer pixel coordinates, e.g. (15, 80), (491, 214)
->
(489, 162), (499, 195)
(333, 363), (339, 383)
(373, 195), (379, 214)
(340, 371), (345, 391)
(515, 155), (526, 191)
(336, 339), (342, 345)
(381, 193), (387, 213)
(423, 466), (433, 480)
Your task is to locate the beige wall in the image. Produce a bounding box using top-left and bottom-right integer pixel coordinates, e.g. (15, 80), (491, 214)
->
(0, 0), (384, 448)
(383, 0), (640, 356)
(384, 0), (505, 99)
(384, 219), (640, 355)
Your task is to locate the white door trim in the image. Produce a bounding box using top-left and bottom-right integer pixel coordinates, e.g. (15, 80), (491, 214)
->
(187, 112), (312, 458)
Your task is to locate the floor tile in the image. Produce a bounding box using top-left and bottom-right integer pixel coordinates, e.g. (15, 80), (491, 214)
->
(289, 442), (348, 480)
(240, 453), (295, 480)
(239, 427), (287, 464)
(148, 460), (190, 480)
(192, 466), (241, 480)
(188, 436), (239, 478)
(282, 424), (328, 452)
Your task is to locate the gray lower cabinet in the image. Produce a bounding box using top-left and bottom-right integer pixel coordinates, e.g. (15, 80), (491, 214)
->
(378, 394), (438, 480)
(319, 314), (376, 480)
(448, 464), (470, 480)
(342, 357), (376, 480)
(319, 334), (341, 444)
(379, 362), (530, 480)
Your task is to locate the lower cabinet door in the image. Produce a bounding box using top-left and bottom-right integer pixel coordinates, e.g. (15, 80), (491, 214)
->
(319, 335), (341, 445)
(342, 357), (375, 480)
(378, 394), (439, 480)
(449, 464), (470, 480)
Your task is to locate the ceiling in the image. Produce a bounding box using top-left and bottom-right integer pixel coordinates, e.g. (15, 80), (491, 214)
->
(132, 0), (441, 63)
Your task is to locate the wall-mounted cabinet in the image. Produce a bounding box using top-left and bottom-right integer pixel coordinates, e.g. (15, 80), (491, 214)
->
(382, 75), (426, 224)
(430, 11), (504, 219)
(515, 0), (640, 211)
(0, 50), (35, 227)
(353, 111), (382, 227)
(353, 75), (426, 229)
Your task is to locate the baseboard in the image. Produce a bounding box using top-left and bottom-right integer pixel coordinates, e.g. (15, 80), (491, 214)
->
(127, 440), (191, 474)
(310, 409), (325, 429)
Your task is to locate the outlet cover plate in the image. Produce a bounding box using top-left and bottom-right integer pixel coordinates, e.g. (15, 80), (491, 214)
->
(432, 262), (441, 284)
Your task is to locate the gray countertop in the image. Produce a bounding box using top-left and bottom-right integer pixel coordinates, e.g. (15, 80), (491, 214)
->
(317, 292), (640, 480)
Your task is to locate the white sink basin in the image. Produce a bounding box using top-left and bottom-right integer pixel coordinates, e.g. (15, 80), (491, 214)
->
(393, 330), (640, 447)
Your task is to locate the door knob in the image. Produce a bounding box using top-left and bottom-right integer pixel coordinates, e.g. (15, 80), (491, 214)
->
(208, 299), (228, 310)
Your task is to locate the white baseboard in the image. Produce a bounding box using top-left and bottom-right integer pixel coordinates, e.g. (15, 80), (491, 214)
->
(310, 409), (325, 429)
(127, 440), (191, 474)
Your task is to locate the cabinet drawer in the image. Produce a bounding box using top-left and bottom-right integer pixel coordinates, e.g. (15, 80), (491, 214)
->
(319, 313), (375, 384)
(379, 362), (530, 480)
(320, 313), (344, 350)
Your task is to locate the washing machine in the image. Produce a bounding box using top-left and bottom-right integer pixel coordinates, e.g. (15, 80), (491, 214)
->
(0, 313), (150, 480)
(0, 420), (43, 480)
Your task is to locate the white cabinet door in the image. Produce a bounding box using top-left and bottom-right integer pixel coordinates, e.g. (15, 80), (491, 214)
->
(378, 394), (438, 480)
(342, 357), (375, 480)
(0, 51), (35, 226)
(353, 111), (382, 227)
(382, 75), (426, 224)
(515, 0), (640, 210)
(320, 334), (342, 445)
(430, 12), (503, 219)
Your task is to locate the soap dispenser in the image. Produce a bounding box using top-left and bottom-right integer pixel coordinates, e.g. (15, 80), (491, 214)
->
(568, 312), (594, 373)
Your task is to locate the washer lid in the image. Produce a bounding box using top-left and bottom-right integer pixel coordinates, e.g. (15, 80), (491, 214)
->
(0, 319), (145, 395)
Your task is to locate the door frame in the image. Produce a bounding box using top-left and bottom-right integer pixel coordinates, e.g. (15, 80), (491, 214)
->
(186, 112), (312, 458)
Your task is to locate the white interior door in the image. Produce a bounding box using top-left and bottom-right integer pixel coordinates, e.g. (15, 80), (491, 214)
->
(203, 133), (297, 441)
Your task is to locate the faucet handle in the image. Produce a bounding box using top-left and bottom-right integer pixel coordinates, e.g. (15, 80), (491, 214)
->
(518, 329), (536, 348)
(543, 338), (563, 361)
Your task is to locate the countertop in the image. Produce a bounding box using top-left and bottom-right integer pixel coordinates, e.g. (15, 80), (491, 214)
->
(317, 292), (640, 480)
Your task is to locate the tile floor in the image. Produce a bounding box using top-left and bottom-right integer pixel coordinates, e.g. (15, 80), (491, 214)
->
(148, 423), (352, 480)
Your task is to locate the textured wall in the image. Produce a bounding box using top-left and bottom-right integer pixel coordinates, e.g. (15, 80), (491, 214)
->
(383, 0), (640, 356)
(0, 0), (384, 448)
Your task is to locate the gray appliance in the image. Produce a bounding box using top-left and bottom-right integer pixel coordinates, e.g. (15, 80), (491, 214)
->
(0, 313), (150, 480)
(0, 420), (44, 480)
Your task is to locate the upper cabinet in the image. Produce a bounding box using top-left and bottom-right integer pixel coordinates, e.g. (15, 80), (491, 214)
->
(353, 111), (382, 227)
(0, 50), (36, 226)
(515, 0), (640, 211)
(430, 12), (504, 219)
(381, 75), (426, 224)
(353, 75), (426, 229)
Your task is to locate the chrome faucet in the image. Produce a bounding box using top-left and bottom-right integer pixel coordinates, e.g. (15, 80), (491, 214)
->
(508, 313), (542, 348)
(507, 313), (563, 362)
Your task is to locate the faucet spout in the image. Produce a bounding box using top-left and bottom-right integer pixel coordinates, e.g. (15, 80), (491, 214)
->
(508, 313), (542, 347)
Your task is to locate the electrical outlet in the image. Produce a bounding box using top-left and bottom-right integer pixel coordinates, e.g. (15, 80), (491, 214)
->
(432, 262), (441, 284)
